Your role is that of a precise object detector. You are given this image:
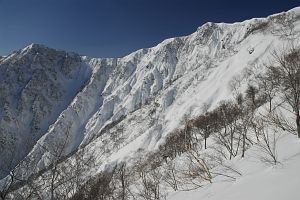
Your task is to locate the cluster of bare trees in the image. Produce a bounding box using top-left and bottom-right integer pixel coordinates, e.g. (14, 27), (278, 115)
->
(70, 162), (134, 200)
(0, 129), (96, 200)
(110, 44), (300, 199)
(267, 46), (300, 138)
(1, 44), (299, 200)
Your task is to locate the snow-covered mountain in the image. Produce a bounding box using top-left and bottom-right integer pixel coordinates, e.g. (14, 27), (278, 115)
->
(0, 45), (92, 177)
(1, 6), (300, 195)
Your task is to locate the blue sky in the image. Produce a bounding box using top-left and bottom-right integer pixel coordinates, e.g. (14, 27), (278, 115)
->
(0, 0), (299, 58)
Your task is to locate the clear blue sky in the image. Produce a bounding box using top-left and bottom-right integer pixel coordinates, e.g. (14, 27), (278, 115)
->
(0, 0), (299, 58)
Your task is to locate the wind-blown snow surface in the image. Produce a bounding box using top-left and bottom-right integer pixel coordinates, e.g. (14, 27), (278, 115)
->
(168, 134), (300, 200)
(1, 6), (300, 187)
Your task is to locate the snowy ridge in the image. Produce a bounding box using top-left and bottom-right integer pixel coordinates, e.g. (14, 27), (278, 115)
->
(1, 6), (300, 191)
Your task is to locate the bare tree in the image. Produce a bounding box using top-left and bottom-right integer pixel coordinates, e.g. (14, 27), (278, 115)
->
(110, 162), (134, 200)
(235, 95), (254, 158)
(186, 149), (212, 184)
(209, 155), (242, 181)
(192, 111), (219, 149)
(135, 167), (165, 200)
(267, 46), (300, 138)
(245, 84), (259, 109)
(256, 69), (279, 112)
(162, 161), (179, 191)
(255, 119), (280, 165)
(214, 101), (241, 159)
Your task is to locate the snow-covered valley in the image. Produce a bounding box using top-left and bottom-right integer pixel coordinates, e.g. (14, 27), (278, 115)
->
(1, 6), (300, 200)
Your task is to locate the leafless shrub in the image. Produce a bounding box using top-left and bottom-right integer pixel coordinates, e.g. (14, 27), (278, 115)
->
(161, 161), (179, 191)
(134, 166), (166, 200)
(186, 149), (212, 184)
(210, 155), (242, 181)
(254, 119), (280, 165)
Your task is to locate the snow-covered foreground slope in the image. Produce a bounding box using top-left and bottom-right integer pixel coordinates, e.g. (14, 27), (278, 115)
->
(1, 6), (300, 197)
(168, 134), (300, 200)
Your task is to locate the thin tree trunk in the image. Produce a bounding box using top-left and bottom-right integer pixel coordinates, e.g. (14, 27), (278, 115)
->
(242, 131), (246, 158)
(230, 130), (233, 160)
(296, 112), (300, 138)
(269, 95), (272, 113)
(121, 165), (125, 200)
(204, 132), (207, 149)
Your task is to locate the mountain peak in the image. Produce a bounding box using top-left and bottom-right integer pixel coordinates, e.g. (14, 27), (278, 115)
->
(21, 43), (53, 54)
(18, 43), (80, 59)
(28, 43), (46, 49)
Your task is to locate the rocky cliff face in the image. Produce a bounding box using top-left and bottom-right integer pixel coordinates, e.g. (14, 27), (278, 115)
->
(0, 44), (92, 176)
(1, 7), (300, 180)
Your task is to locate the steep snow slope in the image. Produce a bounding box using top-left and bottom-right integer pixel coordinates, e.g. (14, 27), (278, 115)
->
(79, 6), (300, 171)
(1, 7), (300, 183)
(168, 134), (300, 200)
